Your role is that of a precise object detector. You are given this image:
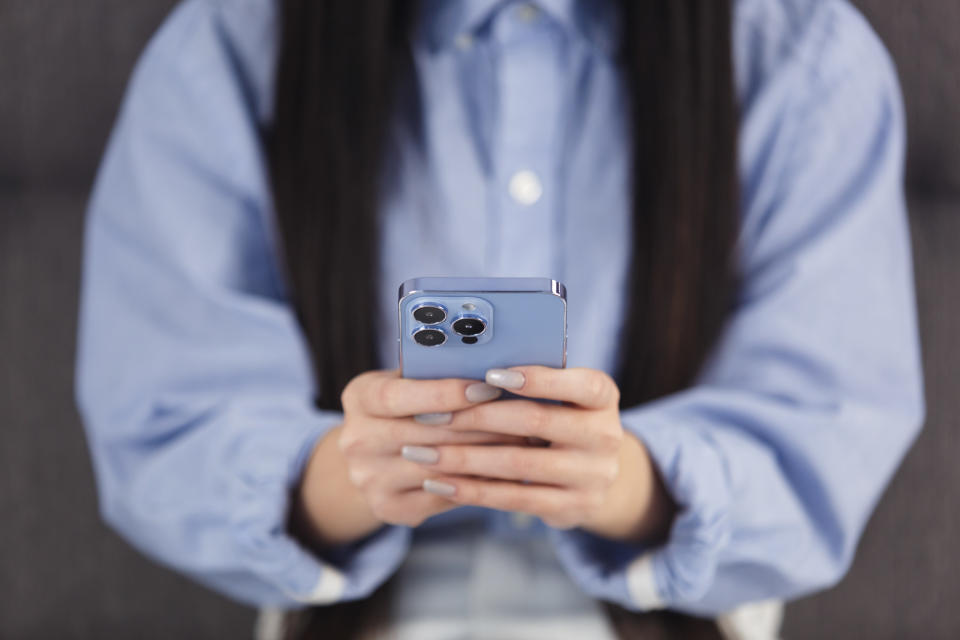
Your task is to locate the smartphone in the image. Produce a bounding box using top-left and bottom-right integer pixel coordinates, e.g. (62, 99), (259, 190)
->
(398, 277), (567, 380)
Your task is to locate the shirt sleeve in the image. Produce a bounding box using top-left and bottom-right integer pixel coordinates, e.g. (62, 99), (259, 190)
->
(550, 2), (924, 615)
(75, 0), (409, 607)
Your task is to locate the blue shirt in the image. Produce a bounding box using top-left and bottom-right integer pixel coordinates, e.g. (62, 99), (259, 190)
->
(76, 0), (924, 617)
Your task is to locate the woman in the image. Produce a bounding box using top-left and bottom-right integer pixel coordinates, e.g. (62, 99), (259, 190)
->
(76, 0), (924, 638)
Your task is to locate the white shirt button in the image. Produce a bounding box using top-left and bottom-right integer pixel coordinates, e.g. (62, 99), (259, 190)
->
(454, 32), (474, 51)
(514, 3), (541, 23)
(511, 512), (534, 529)
(508, 170), (543, 206)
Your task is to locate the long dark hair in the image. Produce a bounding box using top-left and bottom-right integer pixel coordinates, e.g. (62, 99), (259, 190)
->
(268, 0), (737, 636)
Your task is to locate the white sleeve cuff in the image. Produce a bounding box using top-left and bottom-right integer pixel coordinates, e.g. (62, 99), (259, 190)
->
(625, 552), (666, 610)
(717, 600), (785, 640)
(292, 563), (347, 604)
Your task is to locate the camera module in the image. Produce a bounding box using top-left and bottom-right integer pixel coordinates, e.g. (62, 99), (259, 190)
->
(413, 327), (446, 347)
(452, 317), (486, 337)
(413, 305), (446, 325)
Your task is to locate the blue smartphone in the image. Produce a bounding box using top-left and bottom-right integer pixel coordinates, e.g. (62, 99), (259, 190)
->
(398, 277), (567, 380)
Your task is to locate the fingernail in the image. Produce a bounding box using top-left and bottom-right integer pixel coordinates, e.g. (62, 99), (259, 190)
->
(402, 445), (439, 464)
(423, 479), (456, 497)
(465, 382), (502, 403)
(414, 412), (453, 425)
(485, 369), (525, 390)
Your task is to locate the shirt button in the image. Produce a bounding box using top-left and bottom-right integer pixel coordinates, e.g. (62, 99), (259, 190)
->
(514, 3), (541, 23)
(454, 32), (474, 51)
(511, 512), (534, 529)
(508, 170), (543, 206)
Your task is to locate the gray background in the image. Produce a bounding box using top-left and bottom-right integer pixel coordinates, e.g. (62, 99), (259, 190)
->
(1, 1), (957, 638)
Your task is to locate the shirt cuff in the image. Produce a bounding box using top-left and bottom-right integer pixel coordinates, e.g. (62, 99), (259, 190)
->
(223, 402), (411, 605)
(550, 403), (732, 610)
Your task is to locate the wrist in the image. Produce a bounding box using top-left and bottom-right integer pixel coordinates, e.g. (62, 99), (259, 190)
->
(582, 433), (676, 543)
(290, 425), (384, 548)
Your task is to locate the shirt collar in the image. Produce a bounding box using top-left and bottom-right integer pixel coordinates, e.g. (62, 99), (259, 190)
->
(417, 0), (619, 57)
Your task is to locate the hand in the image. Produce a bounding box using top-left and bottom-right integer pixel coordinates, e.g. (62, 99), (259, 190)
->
(295, 370), (523, 546)
(400, 366), (675, 542)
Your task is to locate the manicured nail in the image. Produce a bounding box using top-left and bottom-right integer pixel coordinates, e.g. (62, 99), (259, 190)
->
(414, 412), (453, 425)
(402, 445), (439, 464)
(423, 479), (456, 497)
(465, 382), (502, 403)
(485, 368), (525, 390)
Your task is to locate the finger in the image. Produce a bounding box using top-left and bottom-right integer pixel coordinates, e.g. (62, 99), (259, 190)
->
(340, 417), (529, 456)
(344, 370), (502, 418)
(370, 483), (459, 527)
(485, 366), (619, 409)
(421, 476), (577, 526)
(445, 399), (594, 448)
(403, 444), (603, 488)
(347, 456), (432, 494)
(407, 428), (529, 449)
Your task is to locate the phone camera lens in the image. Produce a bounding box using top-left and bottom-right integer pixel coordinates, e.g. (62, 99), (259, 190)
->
(452, 317), (486, 336)
(413, 328), (446, 347)
(413, 305), (446, 324)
